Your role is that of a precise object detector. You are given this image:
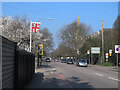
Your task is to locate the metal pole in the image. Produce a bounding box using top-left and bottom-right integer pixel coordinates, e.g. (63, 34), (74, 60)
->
(99, 53), (100, 64)
(117, 53), (118, 71)
(89, 54), (90, 64)
(91, 54), (92, 65)
(30, 20), (32, 52)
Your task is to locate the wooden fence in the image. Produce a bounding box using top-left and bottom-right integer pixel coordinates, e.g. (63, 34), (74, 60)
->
(0, 36), (35, 89)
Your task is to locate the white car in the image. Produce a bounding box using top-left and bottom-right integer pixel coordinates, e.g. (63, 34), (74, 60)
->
(76, 59), (87, 67)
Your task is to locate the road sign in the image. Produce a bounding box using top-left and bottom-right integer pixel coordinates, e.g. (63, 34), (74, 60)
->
(106, 58), (108, 61)
(105, 53), (109, 59)
(91, 47), (100, 54)
(106, 53), (109, 56)
(115, 45), (120, 53)
(87, 50), (90, 54)
(109, 49), (112, 54)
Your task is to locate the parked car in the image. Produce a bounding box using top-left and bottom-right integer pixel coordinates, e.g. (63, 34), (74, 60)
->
(55, 59), (59, 62)
(52, 58), (55, 61)
(46, 58), (51, 62)
(76, 59), (87, 67)
(61, 59), (66, 63)
(67, 59), (74, 64)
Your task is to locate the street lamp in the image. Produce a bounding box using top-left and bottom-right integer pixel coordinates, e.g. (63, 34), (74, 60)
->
(49, 18), (52, 20)
(38, 18), (52, 21)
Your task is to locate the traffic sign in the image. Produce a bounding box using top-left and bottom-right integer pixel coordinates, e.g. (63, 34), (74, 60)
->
(106, 56), (108, 59)
(105, 53), (109, 59)
(115, 45), (120, 53)
(106, 53), (109, 56)
(109, 49), (112, 54)
(116, 48), (119, 51)
(91, 47), (100, 54)
(87, 50), (90, 54)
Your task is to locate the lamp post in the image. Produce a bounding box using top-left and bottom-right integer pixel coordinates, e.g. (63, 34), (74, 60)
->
(38, 18), (52, 21)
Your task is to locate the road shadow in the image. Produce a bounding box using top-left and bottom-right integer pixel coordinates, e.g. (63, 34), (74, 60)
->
(25, 73), (93, 89)
(38, 65), (53, 68)
(68, 76), (93, 88)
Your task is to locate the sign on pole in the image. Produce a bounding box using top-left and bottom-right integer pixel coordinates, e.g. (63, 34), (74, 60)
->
(105, 53), (109, 62)
(91, 47), (100, 65)
(87, 50), (90, 54)
(91, 47), (100, 54)
(115, 45), (120, 53)
(115, 45), (120, 69)
(105, 53), (109, 59)
(109, 49), (112, 56)
(109, 49), (112, 54)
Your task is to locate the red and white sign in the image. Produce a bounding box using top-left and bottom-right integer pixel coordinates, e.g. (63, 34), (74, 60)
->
(31, 22), (41, 33)
(105, 53), (109, 58)
(106, 53), (109, 56)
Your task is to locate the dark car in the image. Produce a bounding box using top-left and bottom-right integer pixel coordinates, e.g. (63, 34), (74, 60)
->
(67, 59), (74, 64)
(46, 58), (51, 62)
(76, 59), (87, 67)
(61, 59), (66, 63)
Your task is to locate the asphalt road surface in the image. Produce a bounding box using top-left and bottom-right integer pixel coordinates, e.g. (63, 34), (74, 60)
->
(25, 60), (119, 88)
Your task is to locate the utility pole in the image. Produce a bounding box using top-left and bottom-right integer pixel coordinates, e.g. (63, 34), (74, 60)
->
(102, 20), (104, 64)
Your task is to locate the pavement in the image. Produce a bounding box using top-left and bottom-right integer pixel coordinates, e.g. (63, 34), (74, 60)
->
(25, 60), (119, 89)
(88, 64), (120, 72)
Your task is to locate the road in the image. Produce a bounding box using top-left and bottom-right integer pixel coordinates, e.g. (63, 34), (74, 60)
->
(25, 60), (119, 88)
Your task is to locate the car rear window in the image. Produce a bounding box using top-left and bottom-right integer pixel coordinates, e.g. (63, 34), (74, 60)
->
(68, 59), (73, 62)
(79, 60), (86, 62)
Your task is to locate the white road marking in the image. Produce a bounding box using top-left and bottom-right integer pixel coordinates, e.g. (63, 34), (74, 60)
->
(108, 77), (120, 81)
(95, 73), (103, 76)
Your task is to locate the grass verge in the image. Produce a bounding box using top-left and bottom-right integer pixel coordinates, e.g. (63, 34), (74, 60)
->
(99, 62), (115, 66)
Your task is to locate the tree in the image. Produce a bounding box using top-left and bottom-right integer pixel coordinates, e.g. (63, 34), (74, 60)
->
(79, 32), (102, 59)
(58, 21), (92, 60)
(113, 16), (120, 45)
(1, 16), (54, 56)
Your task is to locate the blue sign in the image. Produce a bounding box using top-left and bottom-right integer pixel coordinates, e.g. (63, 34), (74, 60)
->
(115, 45), (120, 53)
(116, 48), (119, 51)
